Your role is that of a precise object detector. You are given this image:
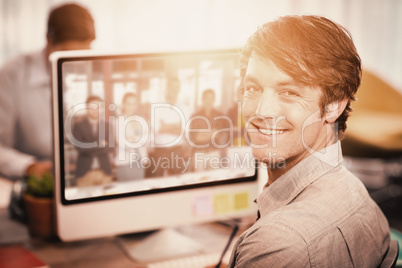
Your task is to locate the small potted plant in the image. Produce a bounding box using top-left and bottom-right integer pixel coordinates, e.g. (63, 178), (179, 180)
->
(23, 172), (55, 239)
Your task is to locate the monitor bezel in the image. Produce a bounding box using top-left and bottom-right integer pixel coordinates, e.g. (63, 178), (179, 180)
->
(53, 49), (257, 206)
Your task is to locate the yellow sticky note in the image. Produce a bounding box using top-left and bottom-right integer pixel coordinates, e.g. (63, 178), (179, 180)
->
(214, 194), (231, 214)
(234, 192), (249, 210)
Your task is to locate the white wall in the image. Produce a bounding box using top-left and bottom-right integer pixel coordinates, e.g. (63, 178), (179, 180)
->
(1, 0), (401, 92)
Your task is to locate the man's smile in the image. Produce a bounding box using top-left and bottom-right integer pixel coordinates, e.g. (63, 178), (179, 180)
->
(248, 121), (289, 137)
(257, 128), (285, 135)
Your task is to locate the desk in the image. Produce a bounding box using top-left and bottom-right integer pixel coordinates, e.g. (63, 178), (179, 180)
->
(0, 208), (138, 267)
(0, 177), (12, 208)
(0, 208), (251, 267)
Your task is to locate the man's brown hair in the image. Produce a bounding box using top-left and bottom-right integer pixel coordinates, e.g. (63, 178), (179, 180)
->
(47, 3), (95, 44)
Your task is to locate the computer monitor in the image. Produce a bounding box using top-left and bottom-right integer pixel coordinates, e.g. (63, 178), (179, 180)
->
(51, 49), (259, 261)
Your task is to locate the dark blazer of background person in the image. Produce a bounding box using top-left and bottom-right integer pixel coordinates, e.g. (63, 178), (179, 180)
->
(72, 117), (113, 179)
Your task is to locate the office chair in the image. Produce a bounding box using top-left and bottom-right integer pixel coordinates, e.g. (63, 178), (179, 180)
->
(390, 228), (402, 267)
(342, 70), (402, 204)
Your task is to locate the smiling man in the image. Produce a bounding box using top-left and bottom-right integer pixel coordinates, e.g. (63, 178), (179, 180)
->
(227, 16), (392, 267)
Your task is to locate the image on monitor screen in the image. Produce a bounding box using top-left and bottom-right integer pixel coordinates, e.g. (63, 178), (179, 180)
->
(56, 49), (256, 202)
(51, 50), (259, 259)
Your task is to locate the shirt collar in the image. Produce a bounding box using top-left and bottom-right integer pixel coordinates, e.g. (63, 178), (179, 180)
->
(256, 141), (343, 216)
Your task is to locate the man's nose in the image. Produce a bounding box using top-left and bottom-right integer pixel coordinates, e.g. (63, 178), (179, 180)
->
(255, 89), (282, 119)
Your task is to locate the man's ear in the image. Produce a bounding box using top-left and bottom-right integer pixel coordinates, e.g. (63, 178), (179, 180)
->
(324, 99), (348, 123)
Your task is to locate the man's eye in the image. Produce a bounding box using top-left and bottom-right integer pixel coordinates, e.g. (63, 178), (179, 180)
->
(244, 86), (262, 94)
(283, 90), (299, 97)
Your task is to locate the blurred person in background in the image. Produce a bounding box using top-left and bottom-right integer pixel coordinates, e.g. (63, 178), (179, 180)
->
(72, 95), (113, 182)
(115, 92), (148, 182)
(148, 77), (190, 177)
(188, 89), (229, 171)
(0, 3), (96, 180)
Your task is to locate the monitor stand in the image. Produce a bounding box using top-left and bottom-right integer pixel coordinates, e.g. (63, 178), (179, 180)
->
(117, 227), (207, 264)
(116, 222), (238, 265)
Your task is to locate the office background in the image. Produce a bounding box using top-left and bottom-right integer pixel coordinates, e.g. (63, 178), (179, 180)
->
(0, 0), (401, 94)
(0, 1), (401, 266)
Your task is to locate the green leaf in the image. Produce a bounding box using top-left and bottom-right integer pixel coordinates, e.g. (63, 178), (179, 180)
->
(26, 172), (54, 198)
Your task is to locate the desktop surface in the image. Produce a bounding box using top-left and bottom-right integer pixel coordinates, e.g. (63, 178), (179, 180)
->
(0, 207), (255, 268)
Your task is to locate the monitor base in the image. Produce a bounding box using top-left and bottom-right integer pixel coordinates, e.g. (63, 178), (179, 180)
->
(117, 227), (206, 264)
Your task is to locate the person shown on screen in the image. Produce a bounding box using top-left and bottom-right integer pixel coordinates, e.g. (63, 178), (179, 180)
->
(72, 96), (113, 182)
(227, 16), (391, 267)
(227, 86), (246, 147)
(115, 92), (148, 182)
(148, 77), (190, 177)
(188, 89), (229, 171)
(0, 3), (95, 179)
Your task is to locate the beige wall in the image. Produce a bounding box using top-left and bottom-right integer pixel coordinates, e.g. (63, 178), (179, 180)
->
(0, 0), (401, 93)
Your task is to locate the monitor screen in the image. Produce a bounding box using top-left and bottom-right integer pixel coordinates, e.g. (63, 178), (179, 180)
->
(51, 49), (259, 243)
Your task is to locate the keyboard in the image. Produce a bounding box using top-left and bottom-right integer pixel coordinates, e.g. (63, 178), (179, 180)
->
(147, 252), (222, 268)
